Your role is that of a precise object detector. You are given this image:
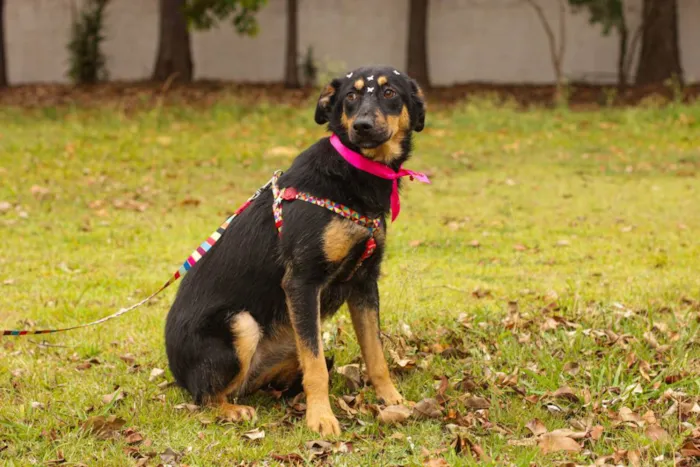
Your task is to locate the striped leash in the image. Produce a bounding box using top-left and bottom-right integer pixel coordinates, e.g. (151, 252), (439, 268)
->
(2, 174), (277, 337)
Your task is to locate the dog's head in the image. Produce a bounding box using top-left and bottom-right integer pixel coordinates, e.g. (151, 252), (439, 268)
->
(314, 66), (426, 165)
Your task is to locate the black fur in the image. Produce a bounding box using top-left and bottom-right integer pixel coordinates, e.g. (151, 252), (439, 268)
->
(164, 65), (426, 407)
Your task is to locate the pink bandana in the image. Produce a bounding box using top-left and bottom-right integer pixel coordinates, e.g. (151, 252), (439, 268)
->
(329, 133), (430, 222)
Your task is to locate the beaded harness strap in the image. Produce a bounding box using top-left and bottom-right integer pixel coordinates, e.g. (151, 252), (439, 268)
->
(271, 170), (381, 280)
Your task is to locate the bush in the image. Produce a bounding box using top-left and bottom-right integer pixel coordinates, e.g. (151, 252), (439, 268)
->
(67, 0), (110, 84)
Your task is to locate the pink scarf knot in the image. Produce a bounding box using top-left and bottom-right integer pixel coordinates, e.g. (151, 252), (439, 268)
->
(329, 134), (430, 222)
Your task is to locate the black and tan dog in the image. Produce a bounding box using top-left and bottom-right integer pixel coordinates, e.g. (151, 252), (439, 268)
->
(164, 65), (427, 436)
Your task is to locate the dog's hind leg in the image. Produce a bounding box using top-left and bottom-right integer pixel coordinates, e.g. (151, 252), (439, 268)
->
(204, 311), (262, 421)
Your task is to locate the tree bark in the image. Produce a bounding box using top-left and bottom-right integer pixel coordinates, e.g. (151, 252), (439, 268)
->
(284, 0), (299, 88)
(635, 0), (683, 85)
(0, 0), (7, 87)
(152, 0), (193, 83)
(407, 0), (430, 88)
(617, 14), (628, 93)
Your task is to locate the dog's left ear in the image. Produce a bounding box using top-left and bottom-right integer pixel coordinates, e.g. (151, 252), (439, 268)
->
(314, 78), (342, 125)
(409, 79), (426, 132)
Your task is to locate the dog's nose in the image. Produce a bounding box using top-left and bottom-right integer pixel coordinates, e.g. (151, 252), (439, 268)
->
(353, 117), (373, 133)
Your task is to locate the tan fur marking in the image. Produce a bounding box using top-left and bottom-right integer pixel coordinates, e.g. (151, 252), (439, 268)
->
(323, 217), (368, 263)
(361, 105), (410, 164)
(377, 76), (388, 86)
(341, 113), (355, 134)
(348, 305), (403, 405)
(223, 312), (262, 395)
(318, 84), (335, 108)
(354, 78), (365, 90)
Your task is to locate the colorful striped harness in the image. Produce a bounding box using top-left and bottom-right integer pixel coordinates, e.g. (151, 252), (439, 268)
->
(271, 171), (381, 279)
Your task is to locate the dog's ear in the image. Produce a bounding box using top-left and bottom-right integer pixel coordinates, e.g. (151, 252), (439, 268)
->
(409, 79), (426, 132)
(314, 78), (342, 125)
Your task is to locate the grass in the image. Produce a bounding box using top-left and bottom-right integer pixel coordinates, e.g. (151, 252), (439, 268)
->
(0, 94), (699, 466)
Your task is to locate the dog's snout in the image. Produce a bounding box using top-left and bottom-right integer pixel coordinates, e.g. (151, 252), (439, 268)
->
(353, 117), (373, 132)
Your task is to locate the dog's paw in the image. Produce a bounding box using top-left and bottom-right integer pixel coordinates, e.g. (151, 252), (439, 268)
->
(306, 404), (341, 436)
(376, 384), (404, 406)
(219, 403), (256, 422)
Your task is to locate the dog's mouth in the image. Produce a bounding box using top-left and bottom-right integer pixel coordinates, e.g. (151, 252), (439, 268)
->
(349, 131), (392, 150)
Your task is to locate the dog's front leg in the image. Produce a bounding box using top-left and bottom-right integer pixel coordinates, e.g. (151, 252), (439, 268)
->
(348, 281), (403, 405)
(282, 270), (341, 436)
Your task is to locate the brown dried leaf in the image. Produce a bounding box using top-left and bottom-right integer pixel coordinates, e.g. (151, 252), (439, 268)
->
(124, 429), (143, 445)
(525, 419), (547, 437)
(336, 397), (357, 417)
(414, 398), (443, 419)
(538, 434), (582, 454)
(377, 404), (412, 425)
(102, 391), (125, 405)
(563, 362), (580, 375)
(679, 440), (700, 457)
(619, 407), (644, 425)
(590, 424), (604, 441)
(645, 424), (671, 442)
(552, 386), (579, 403)
(336, 364), (362, 391)
(149, 368), (165, 382)
(81, 415), (126, 440)
(174, 403), (199, 412)
(464, 396), (490, 410)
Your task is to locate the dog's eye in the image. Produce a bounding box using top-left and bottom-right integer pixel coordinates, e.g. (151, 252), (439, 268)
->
(383, 88), (396, 99)
(346, 92), (358, 101)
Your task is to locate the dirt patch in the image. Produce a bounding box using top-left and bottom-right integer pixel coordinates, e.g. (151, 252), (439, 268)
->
(0, 80), (698, 112)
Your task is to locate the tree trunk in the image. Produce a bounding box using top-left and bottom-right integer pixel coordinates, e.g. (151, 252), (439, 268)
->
(284, 0), (299, 88)
(0, 0), (7, 87)
(635, 0), (683, 86)
(152, 0), (192, 83)
(407, 0), (430, 88)
(617, 14), (628, 93)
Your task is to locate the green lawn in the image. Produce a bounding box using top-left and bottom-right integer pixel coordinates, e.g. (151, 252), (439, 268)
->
(0, 94), (699, 466)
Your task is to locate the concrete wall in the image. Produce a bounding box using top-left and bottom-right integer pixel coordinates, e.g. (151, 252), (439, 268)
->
(4, 0), (700, 86)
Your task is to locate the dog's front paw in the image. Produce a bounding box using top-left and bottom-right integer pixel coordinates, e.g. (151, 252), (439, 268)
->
(375, 384), (404, 406)
(306, 403), (341, 436)
(219, 403), (256, 422)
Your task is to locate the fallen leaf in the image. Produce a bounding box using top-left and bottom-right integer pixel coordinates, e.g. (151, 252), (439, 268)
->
(645, 424), (671, 442)
(377, 404), (412, 425)
(119, 353), (136, 364)
(552, 386), (579, 403)
(423, 459), (450, 467)
(336, 397), (357, 417)
(414, 398), (443, 419)
(590, 425), (604, 441)
(619, 407), (644, 425)
(409, 240), (424, 247)
(124, 429), (143, 445)
(31, 401), (45, 410)
(627, 449), (642, 467)
(174, 403), (199, 412)
(242, 428), (265, 440)
(336, 364), (362, 391)
(513, 244), (528, 251)
(305, 439), (332, 458)
(538, 433), (582, 454)
(679, 440), (700, 457)
(563, 362), (579, 375)
(149, 368), (165, 382)
(525, 418), (547, 437)
(102, 391), (125, 405)
(30, 185), (50, 198)
(464, 396), (490, 410)
(81, 415), (126, 440)
(0, 201), (11, 213)
(159, 447), (181, 464)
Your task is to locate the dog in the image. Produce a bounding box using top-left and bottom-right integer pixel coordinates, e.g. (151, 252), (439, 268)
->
(164, 65), (427, 436)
